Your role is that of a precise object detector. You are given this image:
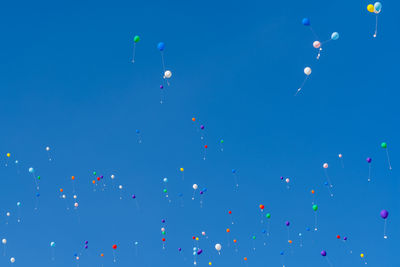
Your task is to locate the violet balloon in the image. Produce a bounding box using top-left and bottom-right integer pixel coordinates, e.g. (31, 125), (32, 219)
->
(366, 157), (372, 163)
(321, 250), (327, 257)
(380, 209), (389, 219)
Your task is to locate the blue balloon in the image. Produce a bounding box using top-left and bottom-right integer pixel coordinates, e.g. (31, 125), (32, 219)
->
(331, 32), (339, 41)
(36, 193), (40, 197)
(306, 227), (311, 231)
(374, 2), (382, 12)
(280, 251), (284, 255)
(136, 129), (140, 134)
(157, 42), (165, 51)
(302, 18), (310, 26)
(232, 169), (236, 173)
(262, 229), (266, 234)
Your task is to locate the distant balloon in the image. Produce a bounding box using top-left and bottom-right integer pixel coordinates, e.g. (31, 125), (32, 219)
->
(112, 244), (117, 249)
(381, 142), (387, 149)
(157, 42), (165, 51)
(374, 2), (382, 13)
(50, 242), (56, 247)
(323, 163), (328, 169)
(134, 35), (140, 43)
(380, 209), (389, 219)
(10, 257), (15, 263)
(302, 18), (310, 26)
(215, 243), (222, 252)
(2, 239), (6, 244)
(285, 221), (290, 226)
(321, 250), (327, 257)
(366, 157), (372, 163)
(193, 184), (198, 190)
(313, 41), (321, 49)
(312, 204), (318, 211)
(29, 167), (34, 173)
(331, 32), (339, 40)
(304, 67), (312, 76)
(367, 4), (375, 13)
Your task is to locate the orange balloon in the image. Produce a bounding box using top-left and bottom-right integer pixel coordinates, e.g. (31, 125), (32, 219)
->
(244, 257), (248, 261)
(100, 253), (104, 257)
(311, 189), (315, 194)
(233, 239), (237, 243)
(226, 228), (230, 233)
(192, 118), (196, 121)
(92, 180), (96, 184)
(60, 188), (63, 192)
(259, 204), (264, 210)
(288, 240), (293, 244)
(71, 176), (75, 180)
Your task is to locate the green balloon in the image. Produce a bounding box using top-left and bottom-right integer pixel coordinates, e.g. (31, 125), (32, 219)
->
(162, 231), (166, 235)
(163, 189), (167, 193)
(381, 142), (387, 149)
(252, 236), (256, 240)
(312, 204), (318, 211)
(134, 35), (140, 43)
(93, 171), (97, 175)
(220, 139), (224, 143)
(266, 213), (271, 219)
(37, 176), (41, 180)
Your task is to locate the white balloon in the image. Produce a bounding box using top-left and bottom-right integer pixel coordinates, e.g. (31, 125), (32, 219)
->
(119, 185), (123, 189)
(46, 146), (50, 151)
(6, 212), (10, 217)
(164, 70), (172, 79)
(111, 174), (115, 179)
(193, 184), (198, 190)
(2, 238), (6, 244)
(10, 257), (15, 263)
(304, 67), (312, 76)
(215, 243), (222, 251)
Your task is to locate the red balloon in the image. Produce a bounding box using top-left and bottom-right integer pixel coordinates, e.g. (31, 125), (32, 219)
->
(228, 211), (232, 214)
(112, 244), (117, 249)
(162, 238), (166, 242)
(336, 235), (341, 239)
(259, 204), (264, 210)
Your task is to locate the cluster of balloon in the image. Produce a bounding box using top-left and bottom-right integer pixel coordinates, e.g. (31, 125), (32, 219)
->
(157, 42), (172, 86)
(45, 146), (52, 161)
(381, 142), (392, 170)
(338, 153), (344, 168)
(380, 209), (389, 239)
(131, 35), (140, 63)
(162, 177), (170, 202)
(366, 157), (372, 182)
(50, 241), (56, 261)
(161, 220), (167, 249)
(232, 169), (239, 189)
(367, 2), (382, 37)
(323, 163), (334, 197)
(192, 235), (203, 265)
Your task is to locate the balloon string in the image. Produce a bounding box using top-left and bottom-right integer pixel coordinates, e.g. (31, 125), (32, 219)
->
(386, 149), (392, 170)
(383, 219), (388, 239)
(368, 164), (371, 182)
(309, 26), (319, 40)
(295, 76), (309, 96)
(160, 52), (166, 73)
(374, 15), (378, 38)
(314, 213), (318, 231)
(132, 43), (136, 63)
(326, 256), (334, 267)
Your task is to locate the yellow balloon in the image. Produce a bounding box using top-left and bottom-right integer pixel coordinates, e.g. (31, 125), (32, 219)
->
(6, 153), (10, 158)
(367, 4), (375, 13)
(195, 237), (199, 241)
(208, 262), (212, 266)
(180, 168), (184, 172)
(360, 253), (364, 258)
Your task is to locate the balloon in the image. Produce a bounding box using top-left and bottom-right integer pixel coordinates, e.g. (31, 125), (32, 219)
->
(134, 35), (140, 43)
(6, 153), (10, 157)
(180, 168), (184, 172)
(17, 202), (21, 207)
(215, 243), (222, 251)
(321, 250), (327, 257)
(193, 184), (198, 190)
(266, 213), (271, 219)
(29, 167), (34, 173)
(366, 157), (372, 163)
(2, 239), (6, 244)
(302, 18), (310, 26)
(360, 253), (365, 258)
(50, 242), (56, 247)
(163, 178), (168, 183)
(331, 32), (339, 40)
(200, 125), (205, 130)
(323, 163), (328, 169)
(304, 67), (312, 76)
(10, 257), (15, 263)
(157, 42), (165, 51)
(285, 178), (290, 183)
(381, 142), (387, 148)
(337, 235), (341, 239)
(112, 244), (117, 249)
(111, 174), (115, 179)
(312, 204), (318, 211)
(367, 4), (375, 13)
(313, 41), (321, 49)
(380, 209), (389, 219)
(259, 204), (264, 210)
(338, 154), (343, 158)
(46, 146), (50, 151)
(374, 2), (382, 13)
(285, 221), (290, 226)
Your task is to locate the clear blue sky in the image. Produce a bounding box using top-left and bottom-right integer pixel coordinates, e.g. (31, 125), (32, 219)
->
(0, 0), (399, 266)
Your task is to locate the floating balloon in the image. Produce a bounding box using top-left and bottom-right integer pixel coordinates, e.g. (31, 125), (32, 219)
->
(366, 157), (372, 182)
(313, 41), (321, 49)
(374, 2), (382, 13)
(164, 70), (172, 79)
(296, 67), (312, 95)
(302, 18), (310, 26)
(381, 142), (392, 170)
(10, 257), (15, 263)
(367, 4), (375, 13)
(380, 209), (389, 239)
(331, 32), (339, 40)
(323, 163), (334, 197)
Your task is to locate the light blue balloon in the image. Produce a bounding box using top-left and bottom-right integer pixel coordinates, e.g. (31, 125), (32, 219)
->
(50, 242), (56, 247)
(331, 32), (339, 41)
(374, 2), (382, 12)
(17, 202), (21, 207)
(29, 167), (34, 173)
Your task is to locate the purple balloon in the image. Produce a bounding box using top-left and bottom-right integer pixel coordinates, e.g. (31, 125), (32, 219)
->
(85, 245), (88, 249)
(285, 221), (290, 226)
(343, 237), (348, 241)
(160, 85), (164, 89)
(366, 157), (372, 163)
(197, 249), (203, 255)
(321, 250), (327, 257)
(132, 194), (136, 199)
(200, 191), (204, 195)
(162, 219), (166, 223)
(200, 125), (204, 130)
(380, 209), (389, 219)
(280, 176), (284, 180)
(85, 241), (88, 244)
(178, 248), (182, 252)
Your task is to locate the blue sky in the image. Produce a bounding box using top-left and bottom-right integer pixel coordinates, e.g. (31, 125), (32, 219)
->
(0, 0), (399, 266)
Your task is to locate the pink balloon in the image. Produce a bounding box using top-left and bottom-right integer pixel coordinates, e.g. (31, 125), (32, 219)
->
(313, 41), (321, 49)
